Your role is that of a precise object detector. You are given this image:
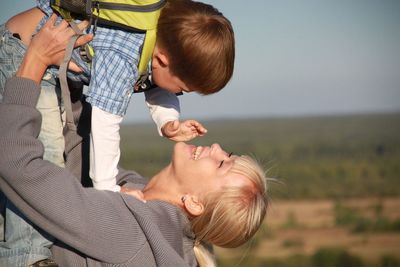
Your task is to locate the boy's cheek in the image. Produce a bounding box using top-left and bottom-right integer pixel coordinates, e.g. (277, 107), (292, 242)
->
(151, 69), (183, 93)
(151, 71), (167, 90)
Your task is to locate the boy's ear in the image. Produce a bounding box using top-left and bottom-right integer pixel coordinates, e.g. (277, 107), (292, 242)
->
(152, 45), (169, 68)
(183, 195), (204, 217)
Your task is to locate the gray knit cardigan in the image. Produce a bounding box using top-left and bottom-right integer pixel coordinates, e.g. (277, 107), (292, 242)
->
(0, 77), (197, 267)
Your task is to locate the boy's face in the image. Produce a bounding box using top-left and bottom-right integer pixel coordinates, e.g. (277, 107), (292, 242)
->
(151, 45), (191, 94)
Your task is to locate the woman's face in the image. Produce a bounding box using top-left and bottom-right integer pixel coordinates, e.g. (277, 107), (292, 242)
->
(171, 142), (251, 196)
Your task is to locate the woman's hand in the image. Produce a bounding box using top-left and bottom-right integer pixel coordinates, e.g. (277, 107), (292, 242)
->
(29, 14), (92, 69)
(16, 14), (93, 83)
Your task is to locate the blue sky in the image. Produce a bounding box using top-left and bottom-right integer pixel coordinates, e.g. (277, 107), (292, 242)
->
(1, 0), (400, 123)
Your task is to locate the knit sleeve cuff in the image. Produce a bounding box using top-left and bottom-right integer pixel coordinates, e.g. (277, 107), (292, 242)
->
(2, 77), (41, 107)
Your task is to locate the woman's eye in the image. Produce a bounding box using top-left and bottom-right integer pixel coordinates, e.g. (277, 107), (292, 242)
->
(218, 160), (224, 168)
(218, 153), (233, 168)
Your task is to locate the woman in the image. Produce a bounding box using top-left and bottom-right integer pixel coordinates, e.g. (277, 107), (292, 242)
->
(0, 17), (268, 266)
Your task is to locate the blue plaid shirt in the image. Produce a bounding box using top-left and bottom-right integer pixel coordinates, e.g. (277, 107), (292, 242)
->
(37, 0), (145, 116)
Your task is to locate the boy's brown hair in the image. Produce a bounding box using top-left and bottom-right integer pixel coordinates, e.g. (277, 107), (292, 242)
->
(157, 0), (235, 95)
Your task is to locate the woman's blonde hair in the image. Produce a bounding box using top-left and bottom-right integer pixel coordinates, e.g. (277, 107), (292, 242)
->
(190, 155), (268, 267)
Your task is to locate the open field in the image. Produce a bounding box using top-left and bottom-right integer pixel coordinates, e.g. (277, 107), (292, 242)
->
(120, 112), (400, 266)
(216, 197), (400, 265)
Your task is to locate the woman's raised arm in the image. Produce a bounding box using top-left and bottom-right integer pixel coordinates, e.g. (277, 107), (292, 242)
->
(0, 17), (146, 264)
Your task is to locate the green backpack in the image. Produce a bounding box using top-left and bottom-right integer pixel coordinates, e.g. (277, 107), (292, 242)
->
(51, 0), (166, 74)
(50, 0), (166, 130)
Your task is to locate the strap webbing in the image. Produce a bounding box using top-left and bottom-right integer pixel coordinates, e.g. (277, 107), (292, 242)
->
(59, 21), (84, 131)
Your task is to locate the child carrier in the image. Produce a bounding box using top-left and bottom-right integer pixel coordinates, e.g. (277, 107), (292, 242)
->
(51, 0), (166, 131)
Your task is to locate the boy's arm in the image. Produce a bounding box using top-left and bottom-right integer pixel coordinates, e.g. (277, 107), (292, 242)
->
(144, 88), (208, 140)
(144, 87), (180, 136)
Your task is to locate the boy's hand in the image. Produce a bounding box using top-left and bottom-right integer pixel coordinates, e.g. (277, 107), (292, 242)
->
(120, 186), (146, 203)
(161, 120), (207, 142)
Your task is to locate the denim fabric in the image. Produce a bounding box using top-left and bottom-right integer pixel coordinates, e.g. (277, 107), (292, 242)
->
(0, 25), (24, 101)
(0, 23), (63, 266)
(0, 201), (54, 266)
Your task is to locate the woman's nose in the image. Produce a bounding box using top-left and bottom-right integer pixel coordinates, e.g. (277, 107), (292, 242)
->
(211, 143), (222, 153)
(211, 144), (229, 158)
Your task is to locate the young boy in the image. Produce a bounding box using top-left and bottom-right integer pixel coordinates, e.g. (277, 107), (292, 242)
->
(0, 0), (234, 265)
(46, 0), (235, 193)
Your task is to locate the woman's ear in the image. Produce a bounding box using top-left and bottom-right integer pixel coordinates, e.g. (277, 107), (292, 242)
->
(152, 45), (169, 68)
(183, 195), (204, 217)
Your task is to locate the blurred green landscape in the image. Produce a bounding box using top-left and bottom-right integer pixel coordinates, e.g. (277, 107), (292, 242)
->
(121, 112), (400, 199)
(120, 112), (400, 267)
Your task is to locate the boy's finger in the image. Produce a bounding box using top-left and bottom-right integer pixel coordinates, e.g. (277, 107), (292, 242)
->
(194, 124), (207, 132)
(199, 128), (207, 134)
(192, 121), (205, 131)
(170, 120), (180, 130)
(188, 120), (199, 126)
(198, 130), (207, 136)
(196, 129), (206, 135)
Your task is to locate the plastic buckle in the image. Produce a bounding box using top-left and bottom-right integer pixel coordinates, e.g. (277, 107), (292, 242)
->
(79, 44), (92, 63)
(134, 73), (154, 93)
(133, 74), (183, 96)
